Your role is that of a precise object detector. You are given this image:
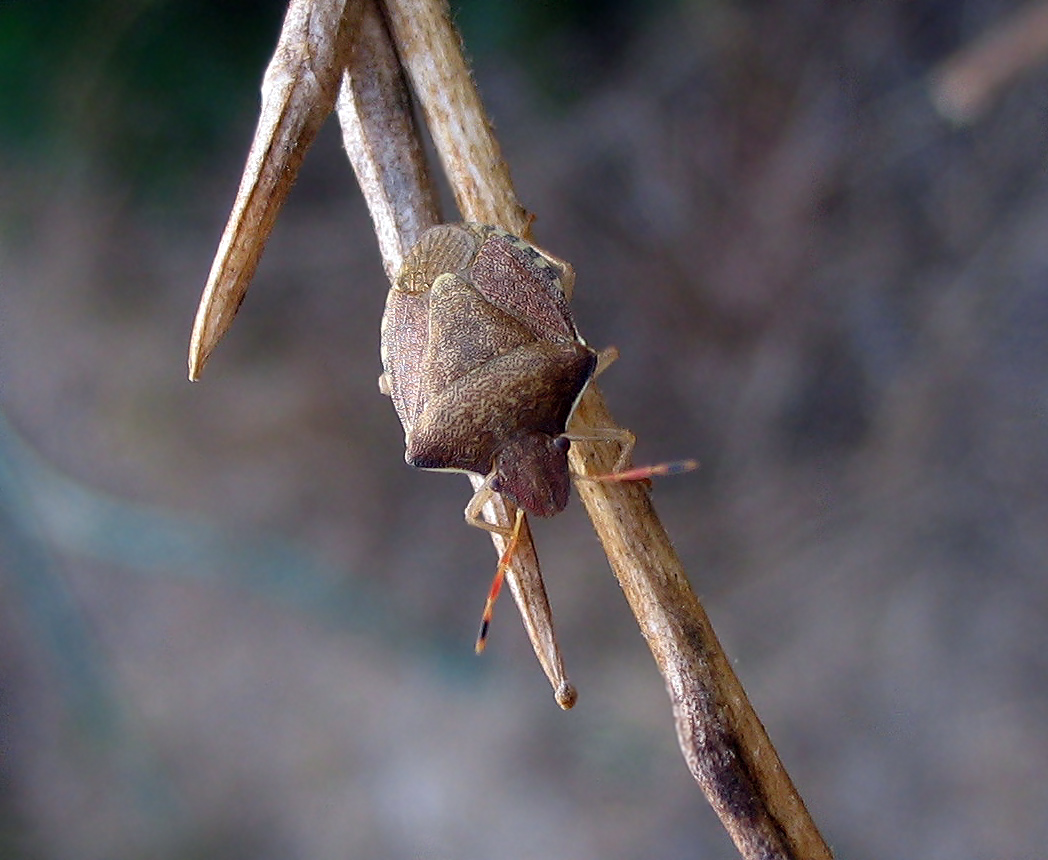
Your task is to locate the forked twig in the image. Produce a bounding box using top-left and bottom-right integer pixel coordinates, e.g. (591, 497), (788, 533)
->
(378, 2), (831, 855)
(188, 0), (574, 708)
(188, 0), (832, 855)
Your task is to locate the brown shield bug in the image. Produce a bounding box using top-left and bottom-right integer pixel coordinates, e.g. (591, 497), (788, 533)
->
(381, 223), (599, 522)
(379, 223), (694, 649)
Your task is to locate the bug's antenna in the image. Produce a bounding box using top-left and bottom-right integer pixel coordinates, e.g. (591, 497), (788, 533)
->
(475, 506), (525, 653)
(587, 459), (699, 483)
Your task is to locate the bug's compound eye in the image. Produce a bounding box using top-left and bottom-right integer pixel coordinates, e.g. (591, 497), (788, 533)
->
(553, 435), (570, 453)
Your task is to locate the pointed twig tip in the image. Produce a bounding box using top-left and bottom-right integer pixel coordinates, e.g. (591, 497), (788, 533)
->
(187, 332), (211, 381)
(555, 681), (578, 710)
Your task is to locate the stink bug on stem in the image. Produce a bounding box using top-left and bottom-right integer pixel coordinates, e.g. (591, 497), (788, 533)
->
(379, 223), (694, 650)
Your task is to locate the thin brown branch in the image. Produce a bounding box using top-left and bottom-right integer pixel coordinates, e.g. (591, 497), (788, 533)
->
(346, 0), (576, 707)
(189, 0), (833, 853)
(378, 0), (530, 235)
(931, 0), (1048, 123)
(335, 0), (439, 272)
(570, 393), (831, 859)
(187, 0), (574, 707)
(379, 0), (833, 856)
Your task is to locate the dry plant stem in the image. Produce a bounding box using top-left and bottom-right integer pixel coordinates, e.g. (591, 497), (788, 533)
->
(571, 394), (831, 859)
(378, 0), (530, 235)
(931, 0), (1048, 122)
(336, 0), (575, 708)
(336, 0), (439, 272)
(381, 0), (832, 856)
(189, 0), (830, 851)
(188, 0), (362, 380)
(467, 474), (577, 709)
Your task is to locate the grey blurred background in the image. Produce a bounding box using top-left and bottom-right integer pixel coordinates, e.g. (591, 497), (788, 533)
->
(2, 1), (1047, 858)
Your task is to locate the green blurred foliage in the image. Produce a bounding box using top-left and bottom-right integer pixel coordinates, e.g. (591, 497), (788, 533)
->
(0, 0), (678, 193)
(0, 0), (286, 193)
(453, 0), (679, 103)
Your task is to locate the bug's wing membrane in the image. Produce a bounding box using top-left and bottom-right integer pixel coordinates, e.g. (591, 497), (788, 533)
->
(469, 233), (578, 344)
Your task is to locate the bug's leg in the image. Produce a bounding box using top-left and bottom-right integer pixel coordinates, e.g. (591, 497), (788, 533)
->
(464, 472), (516, 537)
(475, 506), (524, 654)
(569, 344), (697, 480)
(594, 346), (619, 378)
(568, 425), (698, 482)
(567, 344), (630, 470)
(564, 425), (636, 474)
(465, 472), (526, 653)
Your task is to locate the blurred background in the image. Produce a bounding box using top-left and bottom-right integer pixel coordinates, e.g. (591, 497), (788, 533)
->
(2, 1), (1047, 858)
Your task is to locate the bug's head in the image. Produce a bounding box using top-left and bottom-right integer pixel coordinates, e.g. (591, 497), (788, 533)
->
(491, 433), (572, 518)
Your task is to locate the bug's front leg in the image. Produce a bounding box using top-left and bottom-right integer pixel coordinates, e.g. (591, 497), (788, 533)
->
(464, 471), (518, 537)
(565, 425), (637, 475)
(567, 424), (698, 484)
(464, 469), (529, 656)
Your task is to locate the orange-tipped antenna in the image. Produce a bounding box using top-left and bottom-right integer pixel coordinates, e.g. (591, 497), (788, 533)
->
(588, 458), (699, 483)
(475, 507), (525, 654)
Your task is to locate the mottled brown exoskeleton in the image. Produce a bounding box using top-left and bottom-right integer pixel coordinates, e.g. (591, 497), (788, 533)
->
(379, 223), (619, 535)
